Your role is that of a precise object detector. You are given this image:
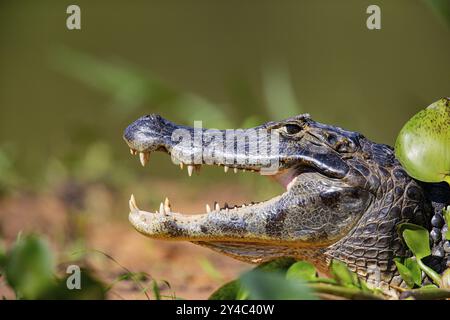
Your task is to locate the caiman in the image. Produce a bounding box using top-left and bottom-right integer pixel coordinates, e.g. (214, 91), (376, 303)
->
(123, 112), (450, 296)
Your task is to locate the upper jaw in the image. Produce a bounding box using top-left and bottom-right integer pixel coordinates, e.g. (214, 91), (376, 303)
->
(123, 114), (351, 180)
(123, 114), (287, 174)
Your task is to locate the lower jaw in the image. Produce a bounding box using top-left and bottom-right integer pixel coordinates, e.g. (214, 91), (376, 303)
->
(195, 240), (331, 272)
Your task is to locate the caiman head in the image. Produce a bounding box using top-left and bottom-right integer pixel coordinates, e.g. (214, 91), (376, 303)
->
(123, 114), (438, 292)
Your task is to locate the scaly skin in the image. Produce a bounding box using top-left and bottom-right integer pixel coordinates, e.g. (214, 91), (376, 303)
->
(123, 114), (449, 296)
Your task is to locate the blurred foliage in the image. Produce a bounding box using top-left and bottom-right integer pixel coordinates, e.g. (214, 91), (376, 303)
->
(209, 258), (296, 300)
(0, 44), (303, 196)
(0, 145), (21, 195)
(210, 240), (450, 300)
(210, 258), (384, 300)
(0, 0), (449, 194)
(285, 260), (317, 281)
(262, 63), (303, 120)
(198, 258), (224, 283)
(240, 270), (316, 300)
(0, 234), (106, 299)
(5, 234), (56, 299)
(0, 234), (175, 300)
(51, 46), (233, 127)
(0, 45), (304, 209)
(424, 0), (450, 27)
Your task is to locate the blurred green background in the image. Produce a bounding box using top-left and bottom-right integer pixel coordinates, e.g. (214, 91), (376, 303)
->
(0, 0), (449, 300)
(0, 0), (449, 191)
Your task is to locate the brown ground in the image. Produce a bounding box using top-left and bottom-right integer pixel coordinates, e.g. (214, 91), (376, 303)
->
(0, 181), (253, 300)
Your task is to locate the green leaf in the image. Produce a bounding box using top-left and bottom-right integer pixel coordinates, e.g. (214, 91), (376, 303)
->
(240, 270), (316, 300)
(417, 259), (442, 286)
(208, 258), (296, 300)
(402, 227), (431, 259)
(47, 268), (106, 300)
(394, 98), (450, 184)
(358, 278), (373, 293)
(330, 260), (356, 287)
(421, 284), (439, 289)
(208, 280), (240, 300)
(286, 261), (317, 281)
(394, 259), (415, 288)
(404, 258), (422, 286)
(5, 234), (56, 299)
(256, 257), (297, 273)
(236, 286), (250, 300)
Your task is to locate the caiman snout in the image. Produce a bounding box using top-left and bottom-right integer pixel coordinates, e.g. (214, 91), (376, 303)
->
(123, 113), (282, 173)
(123, 114), (179, 165)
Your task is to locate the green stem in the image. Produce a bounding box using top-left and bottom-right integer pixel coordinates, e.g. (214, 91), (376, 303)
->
(417, 259), (442, 286)
(308, 283), (384, 300)
(309, 277), (338, 285)
(400, 288), (450, 300)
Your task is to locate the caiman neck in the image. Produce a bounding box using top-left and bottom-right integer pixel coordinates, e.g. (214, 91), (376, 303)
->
(324, 165), (433, 294)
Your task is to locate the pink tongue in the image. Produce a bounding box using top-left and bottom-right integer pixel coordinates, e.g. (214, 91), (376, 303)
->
(269, 170), (297, 189)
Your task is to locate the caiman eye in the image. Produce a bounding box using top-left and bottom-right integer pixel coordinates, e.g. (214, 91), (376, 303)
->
(283, 124), (302, 135)
(335, 139), (357, 153)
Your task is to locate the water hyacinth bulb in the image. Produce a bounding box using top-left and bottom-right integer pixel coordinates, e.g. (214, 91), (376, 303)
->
(395, 97), (450, 186)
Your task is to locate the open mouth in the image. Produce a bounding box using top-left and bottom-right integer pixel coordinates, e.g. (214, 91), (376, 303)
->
(122, 114), (371, 264)
(127, 147), (299, 218)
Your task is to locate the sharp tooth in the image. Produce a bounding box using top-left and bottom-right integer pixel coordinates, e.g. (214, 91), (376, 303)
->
(243, 169), (246, 172)
(159, 202), (165, 214)
(224, 166), (229, 173)
(164, 197), (171, 212)
(233, 168), (238, 173)
(187, 165), (194, 177)
(129, 194), (139, 211)
(130, 149), (137, 155)
(179, 162), (184, 170)
(206, 204), (211, 213)
(215, 202), (220, 211)
(139, 152), (149, 167)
